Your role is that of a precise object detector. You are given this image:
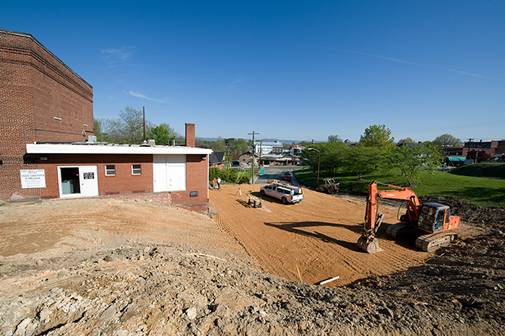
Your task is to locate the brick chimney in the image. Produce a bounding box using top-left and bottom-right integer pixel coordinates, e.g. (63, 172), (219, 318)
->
(185, 123), (195, 147)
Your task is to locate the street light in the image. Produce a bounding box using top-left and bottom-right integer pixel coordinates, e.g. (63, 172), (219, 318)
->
(305, 147), (321, 184)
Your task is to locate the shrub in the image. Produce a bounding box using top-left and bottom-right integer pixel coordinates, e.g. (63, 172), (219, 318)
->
(209, 168), (250, 184)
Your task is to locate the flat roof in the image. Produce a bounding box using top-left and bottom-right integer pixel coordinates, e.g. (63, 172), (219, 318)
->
(26, 143), (212, 155)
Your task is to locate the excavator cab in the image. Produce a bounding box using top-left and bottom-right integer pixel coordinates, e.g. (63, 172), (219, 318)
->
(417, 202), (449, 233)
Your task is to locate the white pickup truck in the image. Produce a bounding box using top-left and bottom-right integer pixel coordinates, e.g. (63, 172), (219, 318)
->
(260, 182), (304, 204)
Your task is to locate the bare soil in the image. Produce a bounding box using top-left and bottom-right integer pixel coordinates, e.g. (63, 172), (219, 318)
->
(0, 198), (245, 258)
(0, 193), (503, 335)
(210, 185), (431, 285)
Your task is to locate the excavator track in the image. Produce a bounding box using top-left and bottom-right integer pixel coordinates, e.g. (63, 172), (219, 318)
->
(415, 231), (458, 252)
(385, 223), (417, 239)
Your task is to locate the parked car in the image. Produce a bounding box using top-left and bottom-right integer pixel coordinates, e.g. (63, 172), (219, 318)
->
(260, 182), (304, 204)
(281, 171), (293, 182)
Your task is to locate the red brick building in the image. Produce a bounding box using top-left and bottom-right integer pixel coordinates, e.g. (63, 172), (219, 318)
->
(1, 29), (93, 199)
(462, 140), (505, 161)
(1, 30), (211, 210)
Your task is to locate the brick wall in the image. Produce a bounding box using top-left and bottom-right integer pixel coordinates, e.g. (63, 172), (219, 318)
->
(0, 30), (93, 199)
(29, 154), (153, 198)
(497, 141), (505, 155)
(185, 123), (196, 147)
(25, 153), (209, 210)
(170, 154), (209, 209)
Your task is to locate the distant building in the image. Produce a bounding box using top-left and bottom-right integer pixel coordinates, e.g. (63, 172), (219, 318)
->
(238, 151), (258, 167)
(442, 146), (464, 157)
(462, 140), (505, 161)
(259, 154), (300, 166)
(209, 152), (225, 168)
(445, 156), (466, 167)
(290, 144), (304, 156)
(254, 141), (283, 155)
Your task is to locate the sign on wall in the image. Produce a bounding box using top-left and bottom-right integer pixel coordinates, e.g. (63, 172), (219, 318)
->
(20, 169), (46, 189)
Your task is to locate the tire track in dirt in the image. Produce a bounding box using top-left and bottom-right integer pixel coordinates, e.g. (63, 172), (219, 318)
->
(209, 184), (430, 285)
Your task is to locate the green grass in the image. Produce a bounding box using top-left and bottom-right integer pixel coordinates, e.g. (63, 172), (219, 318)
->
(450, 163), (505, 179)
(295, 169), (505, 208)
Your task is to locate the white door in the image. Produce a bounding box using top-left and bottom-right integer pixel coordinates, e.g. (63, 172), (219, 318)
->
(153, 155), (186, 192)
(153, 155), (168, 192)
(78, 166), (99, 197)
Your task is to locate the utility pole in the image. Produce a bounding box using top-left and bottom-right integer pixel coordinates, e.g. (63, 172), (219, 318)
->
(259, 139), (263, 163)
(248, 131), (260, 184)
(142, 106), (146, 142)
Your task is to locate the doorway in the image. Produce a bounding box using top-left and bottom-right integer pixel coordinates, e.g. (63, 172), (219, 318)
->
(58, 166), (99, 198)
(153, 155), (186, 192)
(60, 167), (80, 195)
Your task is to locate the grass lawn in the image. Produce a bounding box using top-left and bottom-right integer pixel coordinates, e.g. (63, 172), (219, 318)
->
(295, 169), (505, 208)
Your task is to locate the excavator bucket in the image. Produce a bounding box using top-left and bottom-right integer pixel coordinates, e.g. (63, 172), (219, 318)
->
(357, 235), (382, 253)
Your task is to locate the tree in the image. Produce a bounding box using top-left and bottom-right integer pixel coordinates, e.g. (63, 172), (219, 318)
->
(433, 134), (462, 147)
(225, 138), (250, 160)
(389, 142), (442, 186)
(103, 107), (146, 144)
(148, 123), (176, 145)
(344, 144), (388, 177)
(327, 134), (342, 143)
(93, 119), (109, 142)
(359, 124), (394, 147)
(398, 137), (415, 146)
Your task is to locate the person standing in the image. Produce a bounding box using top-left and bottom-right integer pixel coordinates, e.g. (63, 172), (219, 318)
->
(217, 177), (222, 190)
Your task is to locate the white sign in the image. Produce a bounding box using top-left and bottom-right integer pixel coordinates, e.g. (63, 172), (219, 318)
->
(20, 169), (46, 189)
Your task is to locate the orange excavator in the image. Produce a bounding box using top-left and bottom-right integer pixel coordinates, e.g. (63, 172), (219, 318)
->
(357, 181), (461, 253)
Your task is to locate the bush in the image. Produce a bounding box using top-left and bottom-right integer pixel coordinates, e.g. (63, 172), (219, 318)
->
(209, 168), (250, 184)
(450, 163), (505, 179)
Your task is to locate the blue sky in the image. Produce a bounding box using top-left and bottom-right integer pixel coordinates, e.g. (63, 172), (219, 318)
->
(2, 0), (504, 141)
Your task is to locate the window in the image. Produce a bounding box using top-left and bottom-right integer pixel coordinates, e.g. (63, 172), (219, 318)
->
(131, 164), (142, 175)
(105, 165), (116, 176)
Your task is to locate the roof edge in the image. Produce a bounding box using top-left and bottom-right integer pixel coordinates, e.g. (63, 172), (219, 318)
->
(0, 28), (93, 89)
(26, 143), (213, 155)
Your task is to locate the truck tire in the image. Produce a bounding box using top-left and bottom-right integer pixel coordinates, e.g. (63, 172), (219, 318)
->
(282, 197), (288, 205)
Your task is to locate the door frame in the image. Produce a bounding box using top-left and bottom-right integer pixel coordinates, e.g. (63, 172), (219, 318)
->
(57, 165), (99, 199)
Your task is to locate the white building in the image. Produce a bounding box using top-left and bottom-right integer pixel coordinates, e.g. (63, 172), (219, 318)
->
(254, 140), (283, 155)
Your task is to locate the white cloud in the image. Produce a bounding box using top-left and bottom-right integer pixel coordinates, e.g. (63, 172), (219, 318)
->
(343, 49), (492, 80)
(100, 47), (134, 66)
(128, 90), (166, 103)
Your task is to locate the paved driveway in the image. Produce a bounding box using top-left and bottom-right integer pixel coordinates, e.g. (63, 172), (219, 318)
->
(255, 166), (304, 184)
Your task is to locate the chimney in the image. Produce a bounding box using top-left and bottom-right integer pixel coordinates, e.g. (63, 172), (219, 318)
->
(185, 123), (196, 147)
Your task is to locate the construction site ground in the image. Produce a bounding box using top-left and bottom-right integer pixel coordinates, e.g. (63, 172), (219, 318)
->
(210, 184), (433, 285)
(0, 192), (504, 335)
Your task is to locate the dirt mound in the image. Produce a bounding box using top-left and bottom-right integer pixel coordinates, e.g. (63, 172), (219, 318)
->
(421, 196), (505, 229)
(1, 242), (502, 336)
(1, 196), (503, 335)
(350, 229), (505, 326)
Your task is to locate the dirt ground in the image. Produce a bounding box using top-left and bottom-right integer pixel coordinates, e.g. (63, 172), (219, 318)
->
(209, 184), (431, 285)
(0, 194), (503, 335)
(0, 198), (245, 258)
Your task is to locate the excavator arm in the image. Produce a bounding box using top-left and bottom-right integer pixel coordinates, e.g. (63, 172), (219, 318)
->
(358, 181), (421, 253)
